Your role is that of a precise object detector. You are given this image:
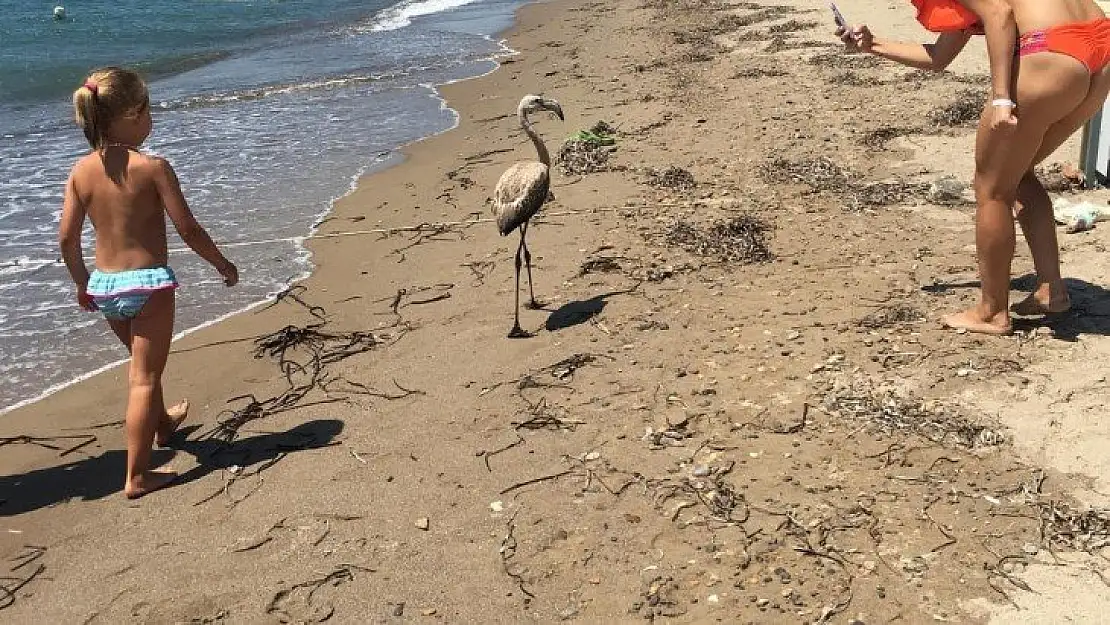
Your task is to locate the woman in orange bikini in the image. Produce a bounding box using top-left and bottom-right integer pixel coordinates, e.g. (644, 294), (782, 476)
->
(838, 0), (1110, 335)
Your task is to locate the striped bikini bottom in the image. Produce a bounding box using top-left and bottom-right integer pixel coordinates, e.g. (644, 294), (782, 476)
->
(86, 266), (178, 321)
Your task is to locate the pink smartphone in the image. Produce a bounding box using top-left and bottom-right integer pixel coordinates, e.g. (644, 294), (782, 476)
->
(830, 2), (848, 29)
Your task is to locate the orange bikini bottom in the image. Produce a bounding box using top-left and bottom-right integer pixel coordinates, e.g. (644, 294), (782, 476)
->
(1018, 18), (1110, 74)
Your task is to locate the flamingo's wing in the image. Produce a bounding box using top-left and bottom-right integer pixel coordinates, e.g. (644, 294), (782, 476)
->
(493, 161), (550, 236)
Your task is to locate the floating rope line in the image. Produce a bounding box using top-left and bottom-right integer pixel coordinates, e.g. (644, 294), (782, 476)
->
(167, 207), (622, 254)
(4, 207), (623, 267)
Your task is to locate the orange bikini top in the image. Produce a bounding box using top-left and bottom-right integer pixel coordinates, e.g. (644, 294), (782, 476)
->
(911, 0), (984, 34)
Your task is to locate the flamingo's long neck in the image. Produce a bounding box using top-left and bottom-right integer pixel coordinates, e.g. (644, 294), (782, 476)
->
(520, 111), (550, 168)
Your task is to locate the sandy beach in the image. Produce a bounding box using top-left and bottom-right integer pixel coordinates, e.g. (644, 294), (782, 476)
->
(4, 0), (1110, 622)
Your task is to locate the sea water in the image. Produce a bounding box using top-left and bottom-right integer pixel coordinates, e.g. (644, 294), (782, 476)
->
(0, 0), (526, 412)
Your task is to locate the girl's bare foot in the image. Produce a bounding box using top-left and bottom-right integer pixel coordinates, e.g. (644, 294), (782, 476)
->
(156, 399), (189, 447)
(1010, 284), (1071, 316)
(942, 307), (1013, 336)
(124, 469), (177, 499)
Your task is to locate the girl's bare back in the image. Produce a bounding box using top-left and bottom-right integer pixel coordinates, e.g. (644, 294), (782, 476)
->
(71, 147), (169, 272)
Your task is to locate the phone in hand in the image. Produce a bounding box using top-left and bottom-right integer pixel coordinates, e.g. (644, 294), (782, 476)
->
(830, 2), (848, 30)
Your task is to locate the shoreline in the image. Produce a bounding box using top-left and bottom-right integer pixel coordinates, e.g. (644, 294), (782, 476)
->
(0, 17), (523, 418)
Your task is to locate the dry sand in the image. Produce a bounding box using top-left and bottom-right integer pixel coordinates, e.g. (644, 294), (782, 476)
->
(3, 0), (1110, 622)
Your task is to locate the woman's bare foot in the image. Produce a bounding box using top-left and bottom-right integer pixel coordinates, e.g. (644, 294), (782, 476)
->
(942, 307), (1013, 336)
(124, 469), (177, 499)
(1010, 284), (1071, 316)
(156, 399), (189, 447)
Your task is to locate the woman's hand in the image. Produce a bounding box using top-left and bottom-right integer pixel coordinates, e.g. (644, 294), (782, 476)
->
(837, 24), (874, 53)
(988, 100), (1019, 131)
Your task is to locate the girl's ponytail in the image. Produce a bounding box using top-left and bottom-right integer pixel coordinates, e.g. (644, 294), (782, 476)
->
(73, 82), (101, 149)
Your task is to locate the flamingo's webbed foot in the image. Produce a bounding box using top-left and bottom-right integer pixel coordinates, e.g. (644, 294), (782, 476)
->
(525, 298), (544, 310)
(508, 324), (532, 339)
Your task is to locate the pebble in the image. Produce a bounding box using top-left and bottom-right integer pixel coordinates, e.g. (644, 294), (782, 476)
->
(421, 608), (437, 616)
(707, 594), (720, 604)
(392, 603), (405, 617)
(558, 605), (580, 620)
(490, 501), (504, 513)
(926, 175), (968, 205)
(787, 331), (801, 341)
(415, 517), (430, 531)
(756, 598), (770, 608)
(1023, 542), (1039, 555)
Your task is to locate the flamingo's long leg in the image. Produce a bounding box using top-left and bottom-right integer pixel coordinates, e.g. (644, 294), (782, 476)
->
(508, 228), (529, 338)
(521, 221), (541, 309)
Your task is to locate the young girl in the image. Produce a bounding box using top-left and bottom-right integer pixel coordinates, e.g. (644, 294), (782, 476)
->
(58, 67), (239, 498)
(837, 0), (1109, 334)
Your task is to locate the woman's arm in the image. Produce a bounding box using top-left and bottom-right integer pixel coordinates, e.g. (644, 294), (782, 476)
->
(959, 0), (1016, 115)
(874, 32), (973, 70)
(839, 27), (972, 71)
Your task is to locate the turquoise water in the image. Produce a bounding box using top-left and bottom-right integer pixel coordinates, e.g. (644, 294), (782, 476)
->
(0, 0), (525, 411)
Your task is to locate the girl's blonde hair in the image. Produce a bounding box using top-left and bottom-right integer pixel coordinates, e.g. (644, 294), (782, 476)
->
(72, 67), (149, 149)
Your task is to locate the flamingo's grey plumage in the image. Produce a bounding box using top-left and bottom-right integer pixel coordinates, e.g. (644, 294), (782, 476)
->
(492, 94), (564, 338)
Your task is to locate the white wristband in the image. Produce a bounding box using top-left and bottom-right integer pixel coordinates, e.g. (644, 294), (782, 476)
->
(991, 98), (1016, 108)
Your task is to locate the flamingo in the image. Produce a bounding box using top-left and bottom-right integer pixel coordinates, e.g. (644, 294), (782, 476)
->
(492, 94), (564, 338)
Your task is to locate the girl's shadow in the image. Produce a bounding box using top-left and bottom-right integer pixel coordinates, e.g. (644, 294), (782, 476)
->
(0, 419), (343, 517)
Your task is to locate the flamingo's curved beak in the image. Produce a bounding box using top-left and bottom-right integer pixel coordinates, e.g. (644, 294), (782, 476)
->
(545, 100), (564, 121)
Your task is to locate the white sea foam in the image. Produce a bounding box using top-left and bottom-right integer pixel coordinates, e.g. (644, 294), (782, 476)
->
(369, 0), (482, 32)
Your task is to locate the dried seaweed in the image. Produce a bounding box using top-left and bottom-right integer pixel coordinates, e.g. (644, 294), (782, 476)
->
(759, 156), (928, 208)
(758, 156), (852, 192)
(1036, 162), (1085, 193)
(852, 181), (930, 207)
(824, 381), (1006, 449)
(648, 461), (745, 524)
(732, 29), (772, 42)
(645, 165), (696, 190)
(763, 36), (789, 53)
(265, 564), (374, 623)
(0, 547), (46, 612)
(768, 19), (819, 33)
(828, 71), (870, 87)
(859, 126), (921, 149)
(928, 88), (983, 127)
(578, 257), (625, 276)
(679, 49), (719, 63)
(1037, 501), (1110, 553)
(858, 304), (926, 329)
(732, 66), (788, 78)
(809, 51), (882, 69)
(663, 215), (773, 264)
(557, 133), (616, 176)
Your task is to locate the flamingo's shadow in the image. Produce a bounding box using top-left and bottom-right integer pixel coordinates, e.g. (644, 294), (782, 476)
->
(545, 286), (639, 332)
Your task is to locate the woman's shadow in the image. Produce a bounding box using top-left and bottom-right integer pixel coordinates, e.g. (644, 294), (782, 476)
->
(0, 419), (343, 517)
(923, 273), (1110, 340)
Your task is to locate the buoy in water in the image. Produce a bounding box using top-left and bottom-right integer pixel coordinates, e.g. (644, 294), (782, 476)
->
(53, 6), (66, 21)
